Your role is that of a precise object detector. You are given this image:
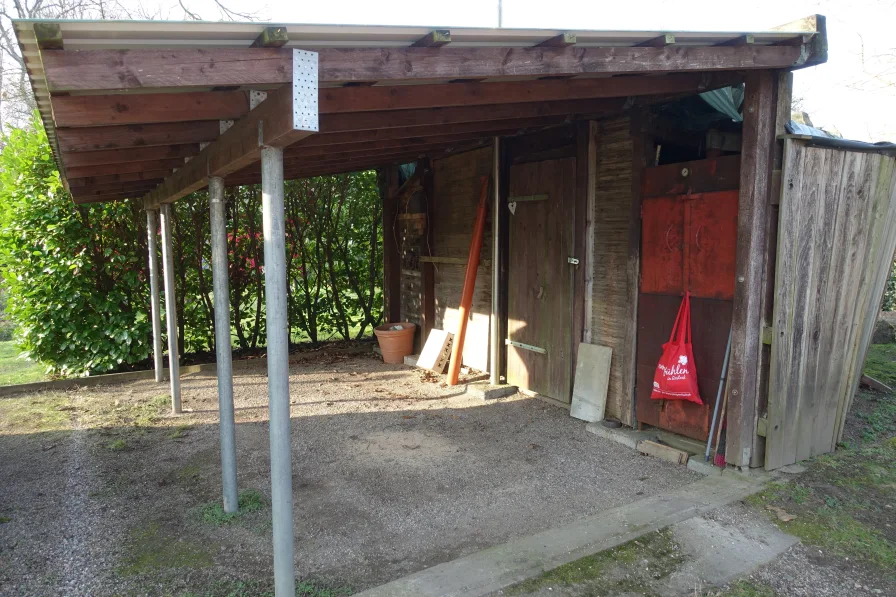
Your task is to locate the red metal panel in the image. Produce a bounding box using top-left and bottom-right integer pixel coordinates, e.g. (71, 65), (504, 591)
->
(688, 190), (739, 300)
(635, 294), (733, 441)
(640, 196), (684, 295)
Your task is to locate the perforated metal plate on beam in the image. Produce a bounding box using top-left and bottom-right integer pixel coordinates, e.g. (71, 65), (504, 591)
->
(293, 49), (319, 132)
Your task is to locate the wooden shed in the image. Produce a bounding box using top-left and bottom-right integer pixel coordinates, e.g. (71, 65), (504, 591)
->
(13, 17), (896, 590)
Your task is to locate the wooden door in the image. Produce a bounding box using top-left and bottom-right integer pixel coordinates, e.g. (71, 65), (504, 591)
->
(506, 158), (576, 402)
(636, 157), (740, 440)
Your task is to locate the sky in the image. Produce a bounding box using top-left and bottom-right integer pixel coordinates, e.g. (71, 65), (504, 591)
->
(70, 0), (896, 142)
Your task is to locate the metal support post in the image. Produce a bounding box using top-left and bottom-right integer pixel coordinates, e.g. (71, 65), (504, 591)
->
(261, 146), (295, 597)
(146, 209), (164, 383)
(490, 137), (502, 386)
(159, 203), (181, 413)
(209, 176), (238, 513)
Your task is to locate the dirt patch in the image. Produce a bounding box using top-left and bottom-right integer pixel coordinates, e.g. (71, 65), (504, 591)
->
(0, 346), (699, 596)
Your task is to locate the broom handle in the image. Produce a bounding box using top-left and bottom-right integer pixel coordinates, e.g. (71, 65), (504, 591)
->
(705, 327), (733, 461)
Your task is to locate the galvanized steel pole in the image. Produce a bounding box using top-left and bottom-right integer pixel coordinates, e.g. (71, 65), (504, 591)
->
(146, 209), (164, 383)
(260, 146), (295, 597)
(490, 137), (501, 386)
(209, 176), (238, 514)
(158, 203), (181, 413)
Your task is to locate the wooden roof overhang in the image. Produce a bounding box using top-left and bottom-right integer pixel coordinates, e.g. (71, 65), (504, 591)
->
(11, 16), (827, 207)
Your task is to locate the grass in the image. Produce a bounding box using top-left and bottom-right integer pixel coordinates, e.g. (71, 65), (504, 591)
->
(0, 340), (47, 386)
(505, 527), (685, 595)
(201, 489), (267, 525)
(862, 343), (896, 388)
(0, 392), (72, 434)
(709, 580), (778, 596)
(746, 438), (896, 574)
(180, 579), (352, 597)
(106, 438), (129, 451)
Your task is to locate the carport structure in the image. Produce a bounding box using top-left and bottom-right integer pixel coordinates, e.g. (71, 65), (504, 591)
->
(13, 16), (827, 596)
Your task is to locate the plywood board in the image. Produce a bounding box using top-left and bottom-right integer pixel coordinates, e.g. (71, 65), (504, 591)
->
(570, 343), (613, 422)
(417, 329), (454, 373)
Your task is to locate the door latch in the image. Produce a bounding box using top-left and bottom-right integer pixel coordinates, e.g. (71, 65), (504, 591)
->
(567, 257), (580, 265)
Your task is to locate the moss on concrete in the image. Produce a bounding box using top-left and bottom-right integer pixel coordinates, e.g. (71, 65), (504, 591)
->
(119, 522), (213, 576)
(505, 527), (686, 596)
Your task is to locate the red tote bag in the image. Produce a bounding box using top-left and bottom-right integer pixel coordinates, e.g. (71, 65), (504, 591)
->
(650, 292), (703, 404)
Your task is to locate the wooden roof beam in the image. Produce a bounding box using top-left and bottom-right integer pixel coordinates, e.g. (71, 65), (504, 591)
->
(143, 49), (319, 209)
(317, 98), (624, 133)
(66, 158), (184, 179)
(251, 26), (289, 48)
(772, 14), (827, 68)
(536, 33), (576, 47)
(41, 43), (813, 92)
(319, 71), (740, 114)
(68, 169), (176, 188)
(411, 30), (451, 48)
(52, 91), (250, 128)
(56, 121), (219, 152)
(63, 144), (200, 168)
(636, 33), (675, 48)
(295, 116), (569, 148)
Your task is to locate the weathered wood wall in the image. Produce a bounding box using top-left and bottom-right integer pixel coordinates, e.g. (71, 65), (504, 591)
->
(431, 146), (494, 371)
(589, 116), (638, 424)
(766, 140), (896, 470)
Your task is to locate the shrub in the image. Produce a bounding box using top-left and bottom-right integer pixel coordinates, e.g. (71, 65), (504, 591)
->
(0, 115), (151, 375)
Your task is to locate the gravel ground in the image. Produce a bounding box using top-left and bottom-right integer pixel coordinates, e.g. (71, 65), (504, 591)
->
(0, 348), (700, 596)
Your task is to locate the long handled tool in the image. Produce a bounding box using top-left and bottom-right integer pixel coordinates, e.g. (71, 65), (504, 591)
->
(446, 176), (490, 386)
(705, 327), (732, 462)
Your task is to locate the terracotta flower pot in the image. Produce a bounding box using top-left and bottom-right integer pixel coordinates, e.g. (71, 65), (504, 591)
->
(374, 322), (417, 364)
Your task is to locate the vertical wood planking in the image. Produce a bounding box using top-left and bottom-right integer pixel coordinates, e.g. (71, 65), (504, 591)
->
(751, 69), (792, 466)
(432, 147), (494, 371)
(590, 116), (637, 424)
(767, 142), (896, 470)
(579, 121), (599, 344)
(727, 70), (777, 467)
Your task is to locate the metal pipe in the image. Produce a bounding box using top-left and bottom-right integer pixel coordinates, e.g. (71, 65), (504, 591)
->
(209, 177), (238, 514)
(261, 146), (295, 597)
(447, 176), (490, 386)
(490, 137), (501, 386)
(146, 209), (164, 383)
(158, 203), (181, 413)
(706, 327), (733, 462)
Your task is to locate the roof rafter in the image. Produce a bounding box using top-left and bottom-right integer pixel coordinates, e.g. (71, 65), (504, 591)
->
(142, 49), (319, 209)
(40, 43), (811, 93)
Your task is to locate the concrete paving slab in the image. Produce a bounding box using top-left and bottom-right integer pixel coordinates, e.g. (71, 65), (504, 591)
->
(353, 474), (764, 597)
(465, 381), (519, 400)
(661, 514), (799, 596)
(586, 421), (658, 449)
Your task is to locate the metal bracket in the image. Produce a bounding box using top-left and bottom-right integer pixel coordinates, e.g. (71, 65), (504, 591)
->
(219, 120), (234, 134)
(505, 339), (547, 354)
(249, 90), (268, 110)
(292, 49), (319, 132)
(568, 257), (580, 265)
(508, 201), (517, 215)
